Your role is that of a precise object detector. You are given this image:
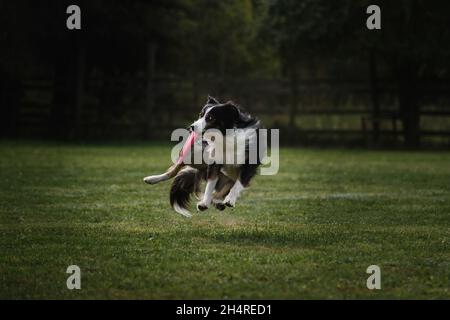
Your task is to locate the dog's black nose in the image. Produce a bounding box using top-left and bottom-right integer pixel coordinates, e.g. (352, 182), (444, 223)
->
(189, 125), (195, 132)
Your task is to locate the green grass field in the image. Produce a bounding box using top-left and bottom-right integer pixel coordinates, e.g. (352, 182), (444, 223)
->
(0, 141), (449, 299)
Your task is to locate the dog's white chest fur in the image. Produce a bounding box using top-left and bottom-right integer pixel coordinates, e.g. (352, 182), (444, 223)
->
(204, 128), (257, 167)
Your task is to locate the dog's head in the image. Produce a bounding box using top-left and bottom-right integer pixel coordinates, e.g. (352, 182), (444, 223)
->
(190, 96), (253, 134)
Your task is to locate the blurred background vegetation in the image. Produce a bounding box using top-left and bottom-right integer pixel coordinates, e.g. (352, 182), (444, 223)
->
(1, 0), (450, 148)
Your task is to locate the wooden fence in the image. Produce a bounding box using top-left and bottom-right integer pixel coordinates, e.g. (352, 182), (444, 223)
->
(3, 75), (450, 147)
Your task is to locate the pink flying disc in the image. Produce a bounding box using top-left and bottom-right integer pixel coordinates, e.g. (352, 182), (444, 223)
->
(177, 131), (197, 164)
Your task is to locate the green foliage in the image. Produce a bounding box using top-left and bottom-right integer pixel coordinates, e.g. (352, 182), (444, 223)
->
(2, 1), (450, 145)
(2, 1), (450, 80)
(374, 0), (450, 74)
(172, 0), (276, 77)
(0, 1), (277, 77)
(267, 0), (450, 77)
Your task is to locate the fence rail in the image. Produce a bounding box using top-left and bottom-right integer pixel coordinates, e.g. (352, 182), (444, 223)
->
(2, 76), (450, 147)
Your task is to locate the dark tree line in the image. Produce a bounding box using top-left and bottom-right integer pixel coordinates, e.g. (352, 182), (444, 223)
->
(1, 0), (450, 146)
(267, 0), (450, 147)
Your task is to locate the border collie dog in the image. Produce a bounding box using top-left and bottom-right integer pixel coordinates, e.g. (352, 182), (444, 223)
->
(143, 96), (263, 217)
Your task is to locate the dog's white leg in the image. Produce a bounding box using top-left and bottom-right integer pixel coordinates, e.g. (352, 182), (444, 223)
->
(195, 192), (204, 201)
(197, 177), (218, 211)
(143, 173), (170, 184)
(223, 180), (245, 207)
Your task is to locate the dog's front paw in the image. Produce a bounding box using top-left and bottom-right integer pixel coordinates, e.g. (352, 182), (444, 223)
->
(223, 195), (236, 208)
(196, 201), (209, 212)
(214, 202), (226, 211)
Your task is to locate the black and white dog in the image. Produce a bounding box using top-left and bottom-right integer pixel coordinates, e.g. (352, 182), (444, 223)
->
(143, 96), (263, 217)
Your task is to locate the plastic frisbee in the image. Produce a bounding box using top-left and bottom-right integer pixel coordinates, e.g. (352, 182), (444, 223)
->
(177, 131), (197, 164)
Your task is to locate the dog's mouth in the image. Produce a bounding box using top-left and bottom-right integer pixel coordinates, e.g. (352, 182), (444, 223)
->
(188, 126), (206, 135)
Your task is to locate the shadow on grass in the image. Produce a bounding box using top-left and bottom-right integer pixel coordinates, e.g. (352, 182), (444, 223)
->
(182, 226), (354, 249)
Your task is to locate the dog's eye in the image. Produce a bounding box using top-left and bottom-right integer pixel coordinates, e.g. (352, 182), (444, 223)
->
(206, 114), (214, 122)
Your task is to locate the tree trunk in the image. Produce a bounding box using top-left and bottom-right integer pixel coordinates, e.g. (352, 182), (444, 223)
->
(399, 90), (420, 148)
(144, 42), (157, 139)
(398, 73), (421, 148)
(369, 50), (380, 145)
(192, 67), (199, 112)
(52, 40), (72, 140)
(52, 32), (85, 140)
(0, 70), (22, 138)
(288, 66), (299, 128)
(72, 44), (86, 139)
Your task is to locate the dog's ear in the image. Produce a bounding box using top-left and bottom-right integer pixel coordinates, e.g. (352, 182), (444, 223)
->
(207, 95), (220, 105)
(224, 101), (240, 119)
(225, 101), (252, 124)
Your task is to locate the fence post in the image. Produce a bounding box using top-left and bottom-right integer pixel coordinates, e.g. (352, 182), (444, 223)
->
(289, 68), (299, 129)
(369, 49), (380, 146)
(144, 42), (157, 139)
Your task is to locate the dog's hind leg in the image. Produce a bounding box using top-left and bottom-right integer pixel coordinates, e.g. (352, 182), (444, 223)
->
(143, 163), (183, 185)
(212, 175), (234, 211)
(170, 167), (202, 217)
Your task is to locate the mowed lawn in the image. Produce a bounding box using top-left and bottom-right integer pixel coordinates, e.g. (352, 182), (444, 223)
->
(0, 141), (449, 299)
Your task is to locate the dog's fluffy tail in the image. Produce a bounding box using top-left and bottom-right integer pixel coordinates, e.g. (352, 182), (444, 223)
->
(170, 167), (202, 218)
